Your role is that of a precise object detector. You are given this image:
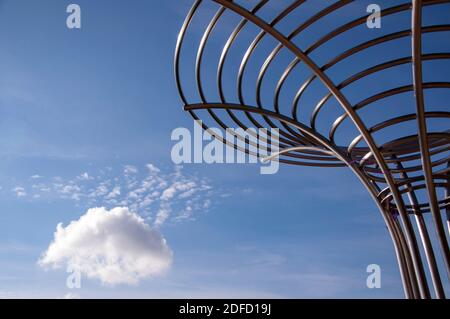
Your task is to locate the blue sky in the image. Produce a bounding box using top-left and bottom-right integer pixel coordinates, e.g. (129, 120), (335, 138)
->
(0, 0), (448, 298)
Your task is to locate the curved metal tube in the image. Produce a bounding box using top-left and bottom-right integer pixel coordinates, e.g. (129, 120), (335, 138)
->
(411, 0), (450, 279)
(174, 0), (450, 298)
(212, 0), (429, 297)
(261, 146), (336, 163)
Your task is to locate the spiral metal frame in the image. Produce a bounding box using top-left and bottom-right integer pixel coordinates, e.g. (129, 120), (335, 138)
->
(174, 0), (450, 298)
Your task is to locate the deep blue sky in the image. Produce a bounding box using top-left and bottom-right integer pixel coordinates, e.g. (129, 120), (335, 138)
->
(0, 0), (448, 298)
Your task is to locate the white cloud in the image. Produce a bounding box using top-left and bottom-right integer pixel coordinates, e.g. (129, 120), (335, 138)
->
(146, 164), (160, 174)
(155, 204), (170, 227)
(39, 207), (173, 285)
(55, 183), (83, 201)
(10, 163), (216, 226)
(161, 187), (177, 201)
(12, 186), (26, 197)
(32, 183), (51, 192)
(203, 199), (211, 209)
(78, 172), (91, 181)
(30, 175), (43, 180)
(89, 183), (109, 198)
(124, 165), (138, 175)
(106, 186), (121, 199)
(161, 181), (196, 201)
(59, 184), (81, 195)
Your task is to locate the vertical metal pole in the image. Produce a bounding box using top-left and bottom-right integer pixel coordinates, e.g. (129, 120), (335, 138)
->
(412, 0), (450, 278)
(446, 161), (450, 236)
(394, 156), (443, 298)
(391, 208), (420, 299)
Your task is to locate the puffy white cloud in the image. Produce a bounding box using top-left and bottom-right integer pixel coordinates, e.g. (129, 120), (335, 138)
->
(39, 207), (173, 285)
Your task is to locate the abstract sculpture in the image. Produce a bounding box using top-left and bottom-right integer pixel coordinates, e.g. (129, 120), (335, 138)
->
(174, 0), (450, 298)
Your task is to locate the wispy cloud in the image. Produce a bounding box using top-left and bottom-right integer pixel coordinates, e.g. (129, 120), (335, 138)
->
(11, 186), (26, 198)
(77, 172), (92, 181)
(4, 163), (216, 227)
(124, 165), (138, 176)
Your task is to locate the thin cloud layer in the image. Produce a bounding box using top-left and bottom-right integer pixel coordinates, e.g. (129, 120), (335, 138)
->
(7, 163), (214, 227)
(39, 207), (173, 285)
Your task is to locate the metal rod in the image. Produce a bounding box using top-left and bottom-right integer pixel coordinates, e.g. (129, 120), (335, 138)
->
(185, 101), (417, 298)
(175, 0), (450, 298)
(412, 0), (450, 279)
(447, 161), (450, 235)
(394, 156), (443, 298)
(213, 0), (430, 298)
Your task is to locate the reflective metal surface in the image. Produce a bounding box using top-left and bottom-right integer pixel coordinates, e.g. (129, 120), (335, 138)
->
(174, 0), (450, 298)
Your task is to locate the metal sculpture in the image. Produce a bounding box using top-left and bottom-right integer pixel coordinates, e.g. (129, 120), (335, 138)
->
(174, 0), (450, 298)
